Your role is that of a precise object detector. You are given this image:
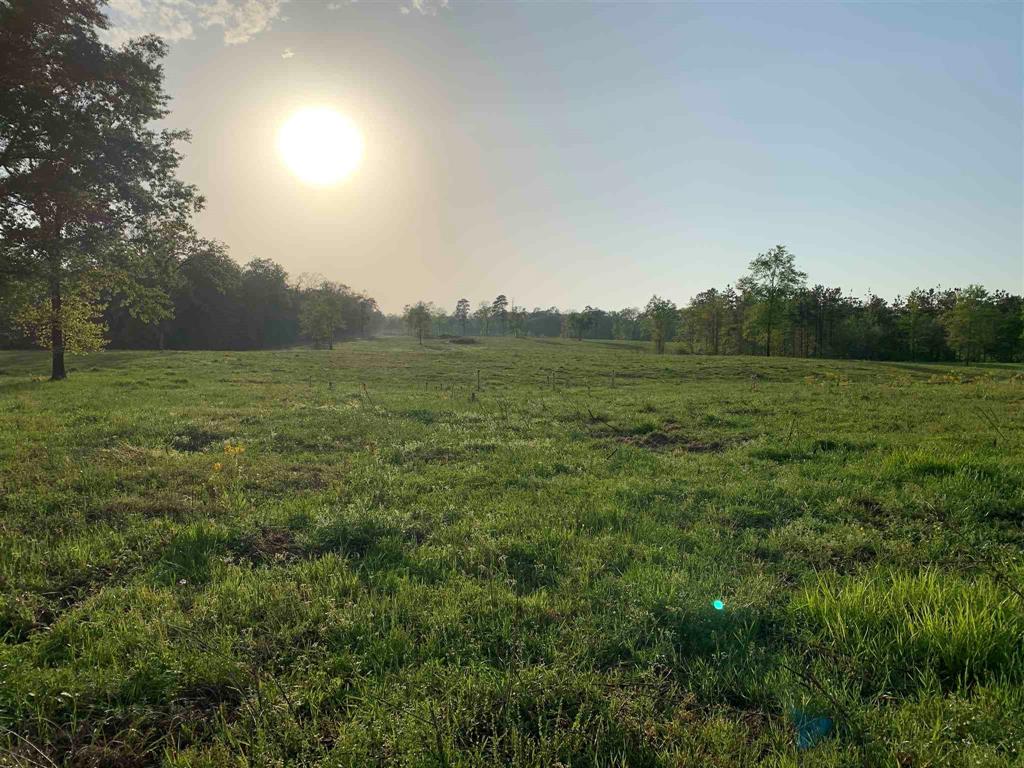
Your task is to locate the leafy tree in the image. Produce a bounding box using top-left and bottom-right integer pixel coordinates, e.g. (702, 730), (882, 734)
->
(685, 288), (728, 354)
(0, 278), (31, 347)
(897, 290), (944, 362)
(737, 245), (806, 356)
(168, 241), (241, 349)
(404, 301), (433, 344)
(356, 294), (381, 338)
(474, 302), (492, 336)
(431, 307), (449, 337)
(567, 306), (599, 341)
(527, 307), (562, 338)
(991, 291), (1024, 362)
(491, 295), (509, 335)
(643, 296), (678, 354)
(611, 308), (641, 340)
(454, 298), (471, 335)
(15, 283), (107, 354)
(0, 0), (202, 378)
(942, 285), (998, 364)
(299, 281), (347, 349)
(130, 223), (198, 350)
(240, 258), (294, 349)
(566, 312), (587, 341)
(509, 305), (527, 337)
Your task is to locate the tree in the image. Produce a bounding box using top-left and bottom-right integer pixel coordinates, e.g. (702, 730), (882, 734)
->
(527, 307), (562, 338)
(0, 0), (203, 378)
(567, 306), (598, 341)
(737, 245), (806, 356)
(431, 307), (449, 337)
(15, 283), (107, 355)
(643, 295), (678, 354)
(474, 302), (492, 336)
(898, 290), (939, 362)
(491, 295), (509, 335)
(991, 291), (1024, 362)
(240, 258), (294, 349)
(643, 296), (678, 354)
(942, 285), (998, 364)
(299, 281), (346, 349)
(508, 305), (527, 337)
(611, 308), (641, 340)
(686, 288), (728, 354)
(168, 241), (241, 349)
(454, 298), (471, 336)
(356, 294), (381, 339)
(137, 223), (203, 350)
(404, 301), (433, 344)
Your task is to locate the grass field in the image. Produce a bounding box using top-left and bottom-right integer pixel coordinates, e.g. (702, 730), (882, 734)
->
(1, 338), (1022, 767)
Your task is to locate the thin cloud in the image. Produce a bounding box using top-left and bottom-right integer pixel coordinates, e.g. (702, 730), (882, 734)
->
(400, 0), (449, 16)
(103, 0), (287, 46)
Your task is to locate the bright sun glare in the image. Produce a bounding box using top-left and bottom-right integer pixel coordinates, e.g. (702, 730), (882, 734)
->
(277, 107), (364, 187)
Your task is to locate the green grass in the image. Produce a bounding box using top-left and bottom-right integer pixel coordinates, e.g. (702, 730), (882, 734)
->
(0, 338), (1022, 766)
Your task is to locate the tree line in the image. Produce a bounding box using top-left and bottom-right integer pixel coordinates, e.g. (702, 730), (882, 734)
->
(104, 251), (383, 351)
(0, 0), (382, 375)
(400, 246), (1024, 364)
(0, 240), (383, 353)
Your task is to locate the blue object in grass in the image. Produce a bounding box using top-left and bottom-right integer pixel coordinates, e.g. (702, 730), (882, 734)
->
(791, 709), (833, 749)
(712, 599), (725, 610)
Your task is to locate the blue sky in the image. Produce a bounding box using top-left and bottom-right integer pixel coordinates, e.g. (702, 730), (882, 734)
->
(107, 0), (1023, 312)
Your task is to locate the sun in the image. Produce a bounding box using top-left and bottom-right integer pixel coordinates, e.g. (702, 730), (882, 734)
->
(277, 107), (364, 186)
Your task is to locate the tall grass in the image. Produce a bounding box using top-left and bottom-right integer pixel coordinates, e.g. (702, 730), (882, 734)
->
(796, 569), (1024, 692)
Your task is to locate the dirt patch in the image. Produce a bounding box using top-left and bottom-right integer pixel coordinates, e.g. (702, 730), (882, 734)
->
(855, 497), (885, 516)
(169, 424), (223, 453)
(853, 497), (892, 529)
(94, 494), (196, 522)
(618, 431), (725, 453)
(233, 526), (305, 565)
(449, 337), (478, 344)
(71, 743), (152, 768)
(256, 463), (332, 493)
(680, 439), (727, 453)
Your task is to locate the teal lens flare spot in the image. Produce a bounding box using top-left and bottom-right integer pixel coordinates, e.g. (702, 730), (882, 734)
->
(712, 599), (725, 611)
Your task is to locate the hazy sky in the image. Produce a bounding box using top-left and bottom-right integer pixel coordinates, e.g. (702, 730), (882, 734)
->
(105, 0), (1023, 313)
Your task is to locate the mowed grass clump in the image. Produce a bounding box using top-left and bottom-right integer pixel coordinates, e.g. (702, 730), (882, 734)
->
(0, 339), (1022, 766)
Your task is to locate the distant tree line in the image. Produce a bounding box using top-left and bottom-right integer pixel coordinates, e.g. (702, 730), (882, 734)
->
(0, 241), (383, 352)
(106, 251), (382, 351)
(397, 247), (1024, 364)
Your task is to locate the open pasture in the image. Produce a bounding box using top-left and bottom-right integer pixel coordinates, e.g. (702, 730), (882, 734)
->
(1, 338), (1022, 766)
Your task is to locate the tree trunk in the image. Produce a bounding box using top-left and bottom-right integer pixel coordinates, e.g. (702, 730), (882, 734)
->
(50, 280), (66, 380)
